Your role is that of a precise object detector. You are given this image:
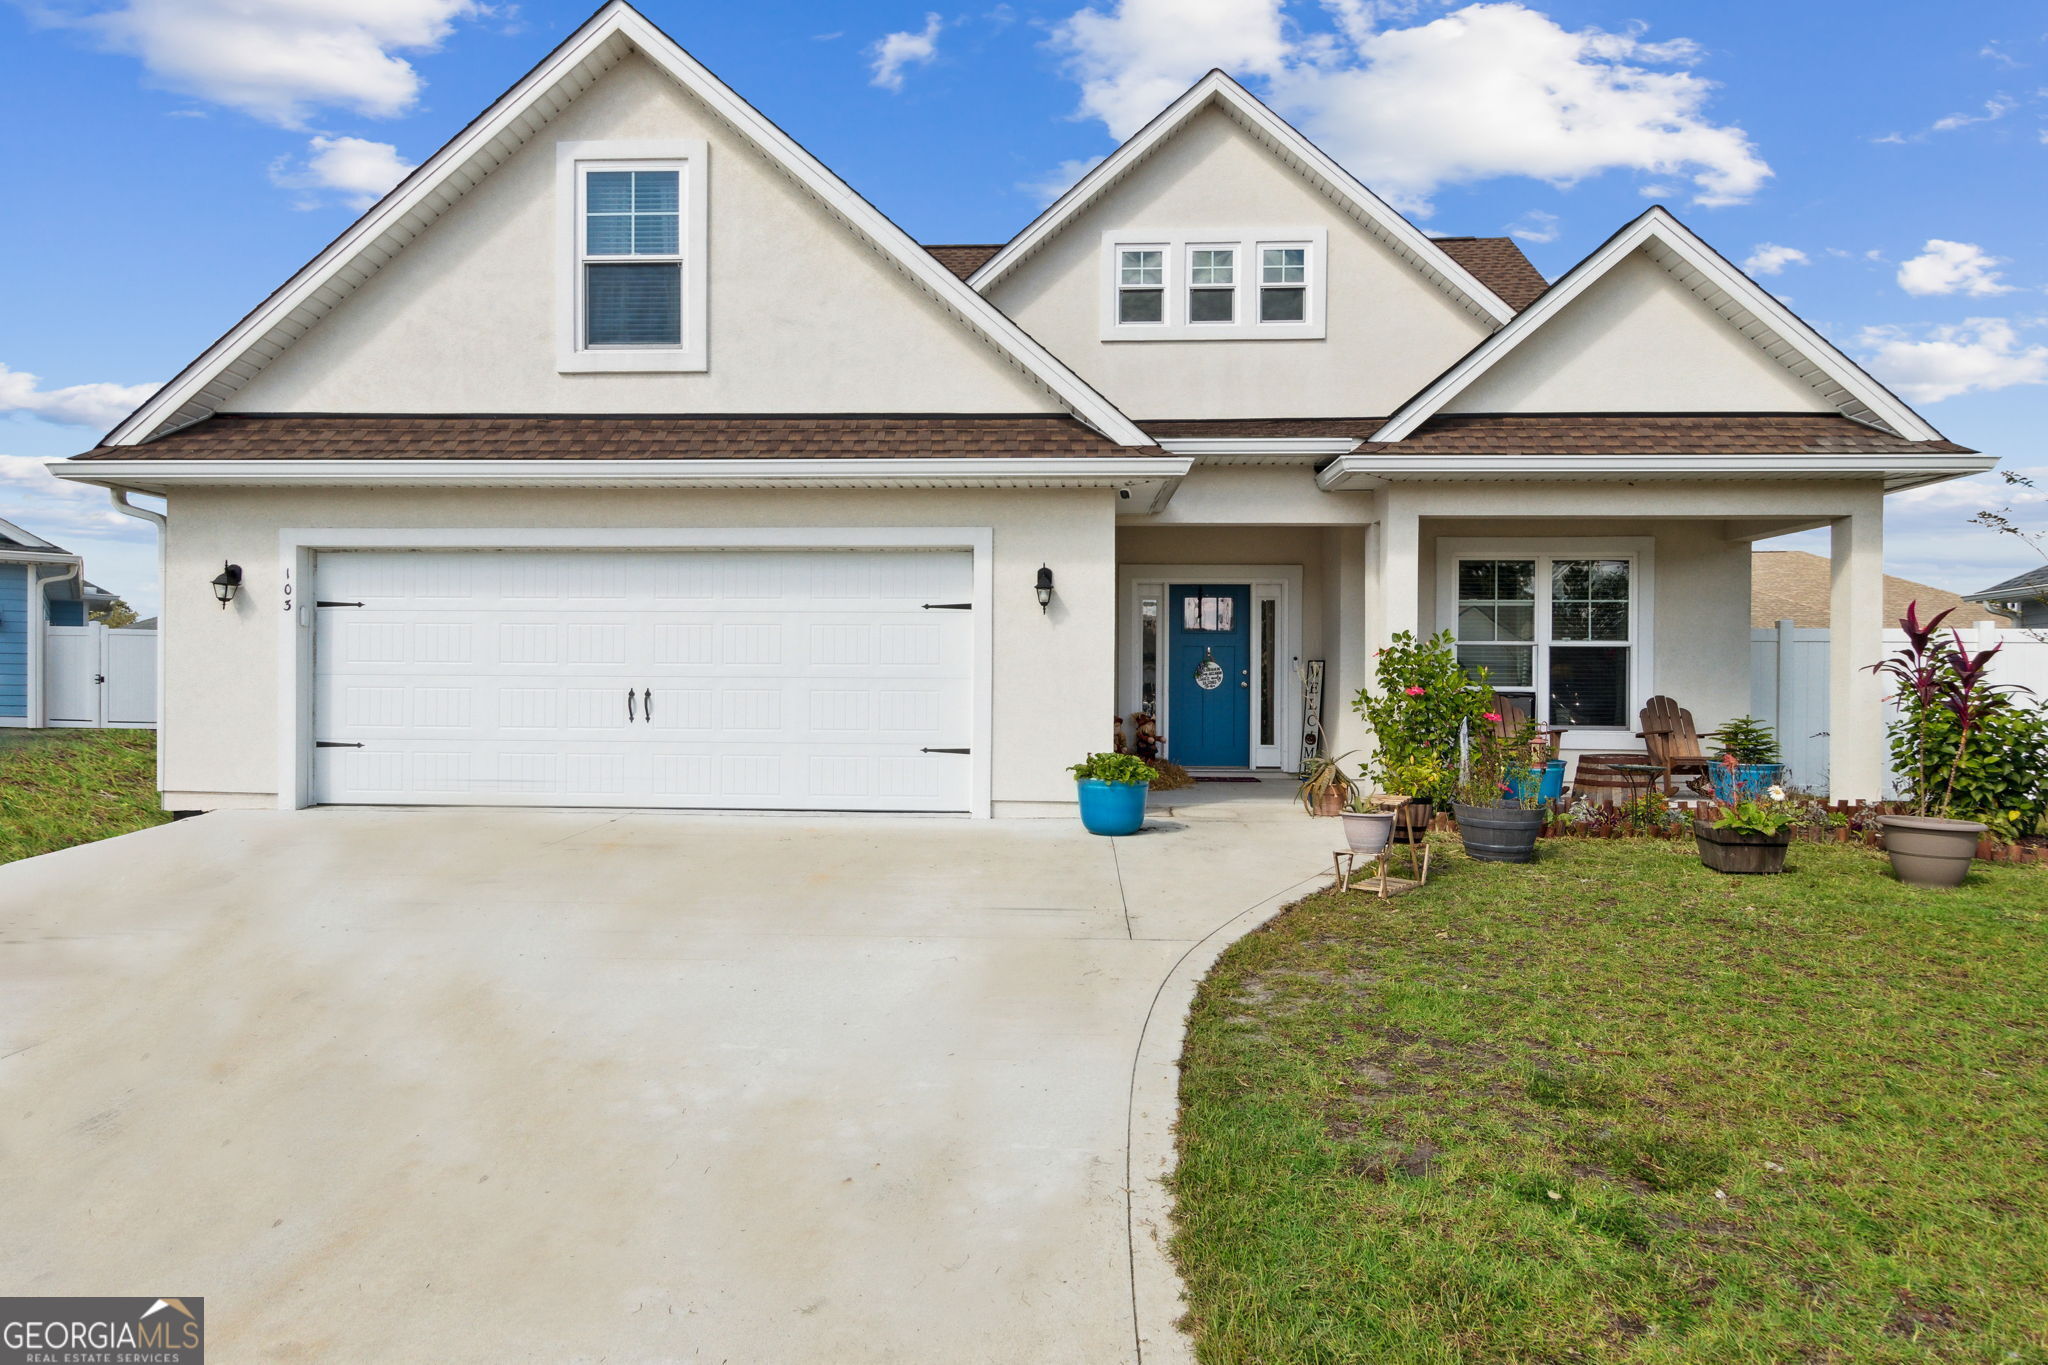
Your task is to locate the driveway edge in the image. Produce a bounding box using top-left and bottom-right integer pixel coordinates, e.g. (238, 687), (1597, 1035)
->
(1125, 868), (1329, 1365)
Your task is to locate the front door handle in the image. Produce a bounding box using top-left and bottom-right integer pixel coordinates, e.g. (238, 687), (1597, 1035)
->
(627, 688), (636, 722)
(642, 687), (652, 722)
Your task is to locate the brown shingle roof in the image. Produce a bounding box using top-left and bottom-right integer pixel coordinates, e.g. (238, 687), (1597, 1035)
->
(924, 245), (1003, 280)
(1142, 413), (1972, 455)
(1385, 413), (1973, 456)
(1752, 550), (2003, 629)
(71, 413), (1141, 461)
(1434, 237), (1549, 311)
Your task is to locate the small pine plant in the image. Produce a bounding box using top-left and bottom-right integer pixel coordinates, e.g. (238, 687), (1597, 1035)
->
(1714, 715), (1782, 767)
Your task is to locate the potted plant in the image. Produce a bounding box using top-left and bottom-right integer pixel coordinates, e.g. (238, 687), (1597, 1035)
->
(1069, 752), (1158, 836)
(1352, 630), (1490, 831)
(1868, 603), (2024, 886)
(1338, 794), (1398, 856)
(1296, 751), (1358, 817)
(1709, 715), (1786, 803)
(1451, 716), (1548, 863)
(1375, 753), (1452, 843)
(1695, 761), (1795, 874)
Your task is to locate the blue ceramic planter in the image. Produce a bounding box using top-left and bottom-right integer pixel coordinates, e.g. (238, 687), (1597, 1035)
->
(1077, 778), (1150, 836)
(1709, 763), (1785, 804)
(1507, 760), (1567, 804)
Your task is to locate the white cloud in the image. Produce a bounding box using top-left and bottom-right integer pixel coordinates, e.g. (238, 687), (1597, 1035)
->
(269, 136), (415, 211)
(40, 0), (483, 128)
(869, 13), (944, 92)
(1742, 242), (1808, 276)
(1931, 95), (2017, 131)
(1019, 154), (1108, 203)
(1858, 318), (2048, 403)
(1896, 239), (2014, 297)
(1506, 209), (1558, 243)
(1051, 1), (1770, 217)
(0, 363), (158, 430)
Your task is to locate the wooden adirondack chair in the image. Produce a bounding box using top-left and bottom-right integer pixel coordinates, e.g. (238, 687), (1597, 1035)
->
(1488, 693), (1566, 757)
(1636, 696), (1718, 796)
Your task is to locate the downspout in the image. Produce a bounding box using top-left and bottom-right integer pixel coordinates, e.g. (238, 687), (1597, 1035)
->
(108, 489), (168, 794)
(27, 559), (82, 727)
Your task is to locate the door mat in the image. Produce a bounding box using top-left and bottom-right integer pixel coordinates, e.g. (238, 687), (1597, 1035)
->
(1193, 775), (1262, 783)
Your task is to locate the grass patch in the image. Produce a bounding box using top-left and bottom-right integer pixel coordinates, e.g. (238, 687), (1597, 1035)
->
(0, 728), (168, 864)
(1172, 838), (2048, 1363)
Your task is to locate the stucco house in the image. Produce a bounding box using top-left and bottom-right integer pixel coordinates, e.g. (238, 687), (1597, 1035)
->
(52, 2), (1993, 815)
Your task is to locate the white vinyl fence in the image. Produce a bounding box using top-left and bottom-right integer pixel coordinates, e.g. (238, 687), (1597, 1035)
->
(1751, 620), (2048, 797)
(43, 622), (157, 728)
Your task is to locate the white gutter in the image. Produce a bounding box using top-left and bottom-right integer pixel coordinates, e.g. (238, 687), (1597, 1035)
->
(108, 490), (168, 783)
(27, 559), (82, 727)
(1315, 451), (1998, 494)
(1153, 437), (1362, 461)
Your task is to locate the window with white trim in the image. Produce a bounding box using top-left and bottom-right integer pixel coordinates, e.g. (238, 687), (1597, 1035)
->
(556, 140), (708, 373)
(1101, 229), (1325, 340)
(1454, 555), (1635, 727)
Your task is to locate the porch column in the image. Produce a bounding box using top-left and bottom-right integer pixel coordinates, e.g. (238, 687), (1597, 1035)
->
(1371, 493), (1422, 652)
(1324, 526), (1370, 759)
(1828, 502), (1885, 799)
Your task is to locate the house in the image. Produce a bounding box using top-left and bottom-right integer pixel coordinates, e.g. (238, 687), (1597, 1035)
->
(50, 2), (1993, 814)
(1963, 566), (2048, 629)
(1751, 550), (2003, 629)
(0, 516), (125, 727)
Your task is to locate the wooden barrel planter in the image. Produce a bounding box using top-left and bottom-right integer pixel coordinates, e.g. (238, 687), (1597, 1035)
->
(1693, 821), (1791, 874)
(1453, 803), (1545, 863)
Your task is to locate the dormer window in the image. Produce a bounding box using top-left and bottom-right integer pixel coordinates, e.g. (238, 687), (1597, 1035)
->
(556, 140), (708, 373)
(1101, 229), (1325, 341)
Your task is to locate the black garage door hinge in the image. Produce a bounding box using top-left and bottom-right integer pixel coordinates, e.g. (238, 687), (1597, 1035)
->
(315, 600), (365, 607)
(315, 741), (365, 749)
(921, 747), (971, 754)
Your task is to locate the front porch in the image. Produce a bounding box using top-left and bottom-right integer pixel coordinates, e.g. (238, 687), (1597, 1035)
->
(1115, 469), (1892, 798)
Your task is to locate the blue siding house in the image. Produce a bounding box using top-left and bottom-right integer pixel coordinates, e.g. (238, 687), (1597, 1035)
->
(0, 517), (121, 727)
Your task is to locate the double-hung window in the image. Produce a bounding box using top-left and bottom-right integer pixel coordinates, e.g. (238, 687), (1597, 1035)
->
(1450, 549), (1642, 728)
(1101, 229), (1325, 340)
(557, 140), (708, 372)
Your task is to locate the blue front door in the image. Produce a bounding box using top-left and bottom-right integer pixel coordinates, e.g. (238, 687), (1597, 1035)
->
(1167, 585), (1251, 767)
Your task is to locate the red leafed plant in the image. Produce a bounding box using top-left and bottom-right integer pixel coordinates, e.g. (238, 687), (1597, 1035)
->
(1867, 601), (2026, 819)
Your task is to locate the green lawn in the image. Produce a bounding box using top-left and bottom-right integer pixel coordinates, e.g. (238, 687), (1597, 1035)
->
(0, 728), (169, 864)
(1173, 838), (2048, 1364)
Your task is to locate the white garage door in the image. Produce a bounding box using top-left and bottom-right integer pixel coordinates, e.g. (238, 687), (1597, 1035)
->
(311, 549), (975, 812)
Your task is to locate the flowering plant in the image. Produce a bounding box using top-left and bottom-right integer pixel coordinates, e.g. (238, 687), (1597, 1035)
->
(1456, 716), (1546, 809)
(1352, 630), (1493, 803)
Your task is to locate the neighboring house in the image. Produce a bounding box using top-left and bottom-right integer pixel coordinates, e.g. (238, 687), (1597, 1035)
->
(0, 516), (126, 727)
(51, 3), (1993, 812)
(1963, 566), (2048, 629)
(1751, 550), (2003, 629)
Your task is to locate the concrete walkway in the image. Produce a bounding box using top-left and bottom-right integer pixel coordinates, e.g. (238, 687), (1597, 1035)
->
(0, 782), (1330, 1362)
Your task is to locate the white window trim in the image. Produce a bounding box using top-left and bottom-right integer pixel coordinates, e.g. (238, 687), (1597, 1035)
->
(1433, 537), (1655, 738)
(1100, 228), (1327, 341)
(556, 139), (709, 373)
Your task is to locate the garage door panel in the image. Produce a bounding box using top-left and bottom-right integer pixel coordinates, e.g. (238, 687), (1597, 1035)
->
(313, 549), (974, 812)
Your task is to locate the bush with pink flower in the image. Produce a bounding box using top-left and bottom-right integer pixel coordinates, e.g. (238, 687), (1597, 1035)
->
(1350, 630), (1494, 804)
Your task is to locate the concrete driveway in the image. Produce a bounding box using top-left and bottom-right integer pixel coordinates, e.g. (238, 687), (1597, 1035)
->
(0, 789), (1331, 1362)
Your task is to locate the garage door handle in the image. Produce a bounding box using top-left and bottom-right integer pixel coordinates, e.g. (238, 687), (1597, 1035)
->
(642, 687), (652, 721)
(316, 741), (364, 749)
(921, 747), (971, 754)
(922, 602), (972, 610)
(627, 688), (636, 722)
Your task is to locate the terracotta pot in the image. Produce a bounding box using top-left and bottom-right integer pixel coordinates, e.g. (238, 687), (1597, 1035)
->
(1693, 820), (1790, 875)
(1879, 814), (1986, 888)
(1339, 810), (1397, 855)
(1308, 786), (1348, 817)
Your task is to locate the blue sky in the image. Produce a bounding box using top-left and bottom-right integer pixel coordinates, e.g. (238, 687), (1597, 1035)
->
(2, 0), (2044, 615)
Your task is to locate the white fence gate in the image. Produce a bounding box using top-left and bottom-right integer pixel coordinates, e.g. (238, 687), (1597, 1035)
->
(1751, 620), (2048, 796)
(43, 623), (157, 728)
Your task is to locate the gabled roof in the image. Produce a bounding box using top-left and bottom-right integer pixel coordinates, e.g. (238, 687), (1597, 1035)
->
(102, 2), (1150, 449)
(925, 245), (1003, 280)
(964, 70), (1516, 326)
(1963, 564), (2048, 603)
(1752, 550), (2003, 629)
(0, 515), (69, 554)
(1432, 238), (1548, 312)
(1373, 206), (1944, 444)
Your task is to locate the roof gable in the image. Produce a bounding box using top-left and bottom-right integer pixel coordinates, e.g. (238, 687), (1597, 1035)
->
(965, 71), (1515, 327)
(104, 3), (1147, 448)
(1375, 207), (1943, 443)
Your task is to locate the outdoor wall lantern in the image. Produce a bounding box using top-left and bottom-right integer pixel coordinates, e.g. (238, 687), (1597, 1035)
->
(1035, 564), (1055, 613)
(211, 562), (243, 609)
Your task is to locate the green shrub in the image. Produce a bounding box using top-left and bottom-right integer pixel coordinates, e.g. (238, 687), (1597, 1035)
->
(1068, 752), (1159, 786)
(1713, 715), (1782, 766)
(1887, 698), (2048, 840)
(1351, 630), (1493, 802)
